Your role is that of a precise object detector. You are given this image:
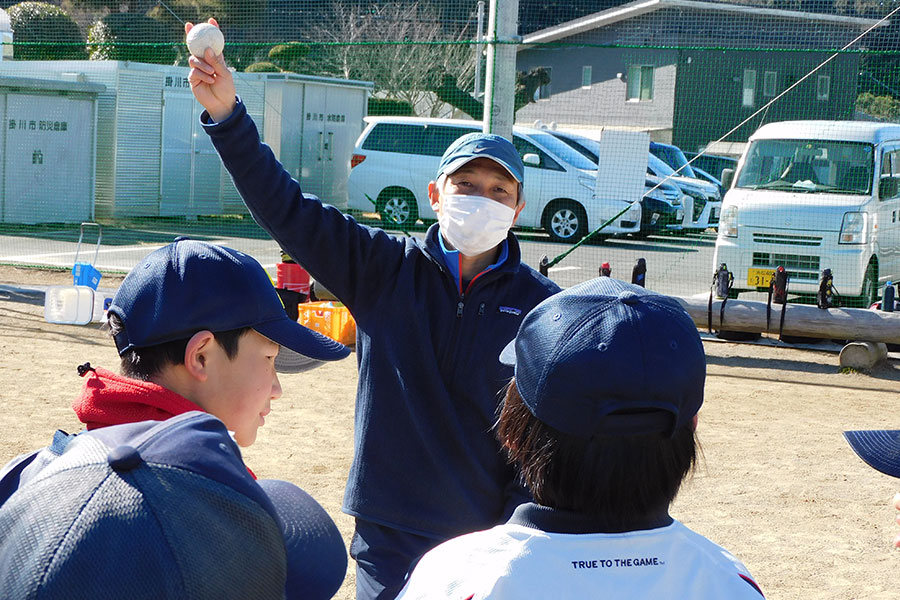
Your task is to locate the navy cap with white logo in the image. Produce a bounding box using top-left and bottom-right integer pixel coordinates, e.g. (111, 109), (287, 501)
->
(437, 132), (525, 184)
(500, 278), (706, 438)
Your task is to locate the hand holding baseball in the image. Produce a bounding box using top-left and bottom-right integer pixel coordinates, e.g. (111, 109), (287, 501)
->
(186, 18), (237, 122)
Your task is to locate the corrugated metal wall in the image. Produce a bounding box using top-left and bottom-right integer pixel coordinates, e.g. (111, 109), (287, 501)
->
(115, 69), (165, 217)
(0, 61), (371, 222)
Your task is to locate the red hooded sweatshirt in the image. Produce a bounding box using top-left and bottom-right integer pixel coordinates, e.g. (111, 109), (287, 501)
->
(72, 365), (257, 478)
(72, 366), (204, 430)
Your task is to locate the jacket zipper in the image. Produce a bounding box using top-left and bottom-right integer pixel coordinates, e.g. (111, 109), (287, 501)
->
(441, 293), (465, 375)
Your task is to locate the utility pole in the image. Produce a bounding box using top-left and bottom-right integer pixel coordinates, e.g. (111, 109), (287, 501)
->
(482, 0), (520, 139)
(474, 1), (486, 99)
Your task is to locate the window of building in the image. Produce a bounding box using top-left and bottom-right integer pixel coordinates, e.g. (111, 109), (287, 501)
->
(626, 65), (654, 101)
(817, 75), (830, 101)
(763, 71), (777, 97)
(581, 65), (592, 88)
(742, 69), (757, 107)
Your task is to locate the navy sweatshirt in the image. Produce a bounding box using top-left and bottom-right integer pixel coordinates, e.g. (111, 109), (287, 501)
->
(203, 101), (560, 539)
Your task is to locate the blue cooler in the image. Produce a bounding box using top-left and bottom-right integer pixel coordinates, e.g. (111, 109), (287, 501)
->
(72, 222), (102, 290)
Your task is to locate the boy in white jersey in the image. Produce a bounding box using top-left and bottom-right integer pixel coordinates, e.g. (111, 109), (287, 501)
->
(397, 277), (764, 599)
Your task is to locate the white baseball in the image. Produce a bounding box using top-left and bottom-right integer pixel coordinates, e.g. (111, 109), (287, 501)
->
(186, 23), (225, 58)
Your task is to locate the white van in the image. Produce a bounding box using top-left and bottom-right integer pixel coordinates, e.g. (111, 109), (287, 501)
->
(715, 120), (900, 306)
(346, 117), (642, 243)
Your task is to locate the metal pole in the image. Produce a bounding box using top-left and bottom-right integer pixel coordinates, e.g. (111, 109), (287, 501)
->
(474, 1), (485, 99)
(482, 0), (519, 139)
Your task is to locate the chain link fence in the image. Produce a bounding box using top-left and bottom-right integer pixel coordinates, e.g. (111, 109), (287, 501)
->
(1, 0), (899, 306)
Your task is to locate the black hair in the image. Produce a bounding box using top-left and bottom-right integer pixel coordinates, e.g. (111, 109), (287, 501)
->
(497, 380), (698, 527)
(106, 313), (252, 381)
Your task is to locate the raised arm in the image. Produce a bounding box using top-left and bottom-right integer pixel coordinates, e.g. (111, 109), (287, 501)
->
(186, 21), (406, 315)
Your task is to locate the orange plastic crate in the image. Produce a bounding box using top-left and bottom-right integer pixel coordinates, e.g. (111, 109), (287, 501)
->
(299, 301), (356, 346)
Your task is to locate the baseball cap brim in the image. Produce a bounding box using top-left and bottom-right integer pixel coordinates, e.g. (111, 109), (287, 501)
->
(272, 349), (330, 374)
(442, 155), (523, 184)
(257, 480), (347, 600)
(499, 338), (517, 366)
(844, 430), (900, 478)
(253, 316), (351, 373)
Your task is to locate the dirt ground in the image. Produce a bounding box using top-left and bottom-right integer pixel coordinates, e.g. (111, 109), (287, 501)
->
(2, 265), (900, 599)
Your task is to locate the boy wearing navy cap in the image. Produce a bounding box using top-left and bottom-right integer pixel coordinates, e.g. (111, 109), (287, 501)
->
(187, 21), (560, 600)
(398, 278), (765, 599)
(72, 239), (350, 449)
(0, 240), (352, 598)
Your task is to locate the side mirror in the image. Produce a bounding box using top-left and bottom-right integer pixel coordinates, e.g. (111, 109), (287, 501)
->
(721, 168), (734, 190)
(879, 176), (899, 200)
(523, 153), (540, 167)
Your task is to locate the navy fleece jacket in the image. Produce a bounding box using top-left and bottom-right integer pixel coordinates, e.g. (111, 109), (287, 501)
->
(203, 101), (560, 539)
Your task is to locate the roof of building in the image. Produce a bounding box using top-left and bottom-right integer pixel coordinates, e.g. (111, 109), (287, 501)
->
(0, 75), (105, 95)
(521, 0), (885, 45)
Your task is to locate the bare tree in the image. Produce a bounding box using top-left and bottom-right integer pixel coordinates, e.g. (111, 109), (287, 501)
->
(309, 1), (476, 117)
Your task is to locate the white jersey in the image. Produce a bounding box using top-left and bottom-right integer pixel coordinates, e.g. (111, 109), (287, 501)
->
(397, 510), (763, 599)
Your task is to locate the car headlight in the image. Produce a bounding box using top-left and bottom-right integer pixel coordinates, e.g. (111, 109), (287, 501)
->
(839, 211), (868, 244)
(579, 176), (595, 191)
(719, 204), (738, 238)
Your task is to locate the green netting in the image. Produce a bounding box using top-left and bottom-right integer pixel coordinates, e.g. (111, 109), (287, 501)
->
(1, 0), (900, 309)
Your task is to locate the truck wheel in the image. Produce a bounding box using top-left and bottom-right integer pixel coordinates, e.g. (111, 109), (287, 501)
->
(377, 188), (418, 228)
(543, 200), (588, 243)
(856, 263), (878, 308)
(842, 262), (877, 308)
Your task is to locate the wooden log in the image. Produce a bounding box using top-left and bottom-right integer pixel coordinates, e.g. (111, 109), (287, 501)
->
(673, 294), (900, 345)
(839, 342), (888, 370)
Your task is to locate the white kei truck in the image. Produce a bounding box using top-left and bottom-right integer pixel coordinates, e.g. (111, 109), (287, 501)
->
(714, 120), (900, 306)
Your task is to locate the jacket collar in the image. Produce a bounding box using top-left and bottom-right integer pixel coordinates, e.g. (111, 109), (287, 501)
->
(508, 502), (674, 534)
(422, 223), (522, 280)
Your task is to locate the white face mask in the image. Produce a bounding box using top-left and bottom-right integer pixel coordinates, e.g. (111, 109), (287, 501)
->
(438, 194), (516, 256)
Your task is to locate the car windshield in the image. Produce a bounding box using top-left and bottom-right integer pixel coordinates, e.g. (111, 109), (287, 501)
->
(648, 153), (676, 177)
(735, 139), (874, 195)
(652, 144), (696, 178)
(553, 134), (599, 164)
(527, 131), (598, 171)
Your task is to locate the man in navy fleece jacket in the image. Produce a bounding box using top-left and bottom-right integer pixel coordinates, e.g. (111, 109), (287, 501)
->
(187, 21), (560, 599)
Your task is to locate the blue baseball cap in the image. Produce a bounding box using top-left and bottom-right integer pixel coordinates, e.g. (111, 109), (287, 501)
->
(499, 278), (706, 438)
(108, 240), (350, 372)
(437, 132), (525, 184)
(0, 412), (347, 600)
(844, 430), (900, 478)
